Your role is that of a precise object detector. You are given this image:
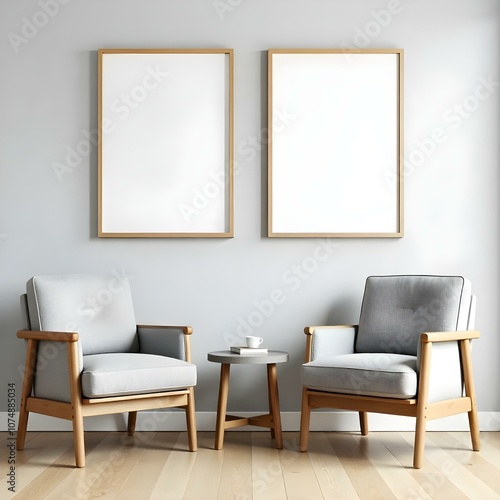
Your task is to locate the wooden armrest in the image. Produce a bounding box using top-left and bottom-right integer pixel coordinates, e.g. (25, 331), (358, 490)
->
(137, 325), (193, 335)
(420, 330), (480, 343)
(17, 330), (79, 342)
(304, 325), (357, 335)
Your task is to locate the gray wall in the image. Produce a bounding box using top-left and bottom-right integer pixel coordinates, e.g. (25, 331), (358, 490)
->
(1, 0), (499, 421)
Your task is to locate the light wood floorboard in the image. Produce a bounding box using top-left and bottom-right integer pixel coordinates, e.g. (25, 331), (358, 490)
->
(119, 431), (182, 500)
(401, 431), (499, 500)
(251, 432), (287, 500)
(428, 432), (500, 494)
(1, 431), (498, 499)
(217, 431), (252, 499)
(375, 432), (468, 499)
(149, 432), (197, 500)
(327, 432), (397, 499)
(307, 431), (359, 498)
(485, 431), (500, 450)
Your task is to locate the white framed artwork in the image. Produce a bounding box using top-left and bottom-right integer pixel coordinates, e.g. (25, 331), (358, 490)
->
(268, 49), (404, 238)
(98, 49), (234, 237)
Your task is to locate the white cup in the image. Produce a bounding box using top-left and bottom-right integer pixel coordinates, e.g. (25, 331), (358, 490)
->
(245, 336), (263, 348)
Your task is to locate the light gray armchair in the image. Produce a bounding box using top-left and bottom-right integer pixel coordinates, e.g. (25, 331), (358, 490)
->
(300, 275), (480, 468)
(16, 274), (197, 467)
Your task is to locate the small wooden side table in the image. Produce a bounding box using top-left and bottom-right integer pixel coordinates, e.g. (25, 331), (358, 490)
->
(207, 350), (289, 450)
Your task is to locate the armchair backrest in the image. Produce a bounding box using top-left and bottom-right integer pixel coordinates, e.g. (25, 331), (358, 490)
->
(355, 275), (473, 356)
(25, 274), (138, 355)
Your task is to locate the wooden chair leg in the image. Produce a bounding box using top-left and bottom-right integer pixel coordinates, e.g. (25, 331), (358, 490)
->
(468, 408), (481, 452)
(299, 387), (311, 452)
(186, 387), (197, 452)
(413, 414), (426, 469)
(16, 406), (29, 451)
(414, 340), (432, 469)
(359, 411), (368, 435)
(459, 339), (481, 451)
(72, 406), (85, 468)
(17, 339), (37, 451)
(68, 341), (85, 467)
(128, 411), (137, 436)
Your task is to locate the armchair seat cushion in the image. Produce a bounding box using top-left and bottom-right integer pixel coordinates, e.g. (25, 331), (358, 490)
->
(82, 353), (197, 399)
(302, 353), (418, 399)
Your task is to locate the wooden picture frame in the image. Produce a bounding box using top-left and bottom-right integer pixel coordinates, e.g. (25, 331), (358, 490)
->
(268, 49), (404, 238)
(98, 49), (234, 238)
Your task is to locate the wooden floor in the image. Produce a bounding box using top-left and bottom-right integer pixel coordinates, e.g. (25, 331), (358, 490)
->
(1, 431), (499, 499)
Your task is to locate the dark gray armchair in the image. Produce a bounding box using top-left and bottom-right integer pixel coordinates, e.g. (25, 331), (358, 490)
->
(17, 274), (197, 467)
(300, 275), (480, 468)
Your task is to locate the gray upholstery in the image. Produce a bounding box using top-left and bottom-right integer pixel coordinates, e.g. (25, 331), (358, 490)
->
(425, 341), (463, 403)
(20, 294), (31, 330)
(26, 274), (138, 355)
(302, 353), (418, 399)
(23, 274), (196, 403)
(81, 353), (196, 398)
(311, 326), (356, 360)
(34, 341), (84, 402)
(138, 326), (186, 360)
(356, 275), (472, 356)
(21, 293), (77, 401)
(303, 275), (474, 401)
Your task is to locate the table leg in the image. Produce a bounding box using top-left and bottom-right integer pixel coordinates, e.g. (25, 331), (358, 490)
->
(215, 363), (230, 450)
(268, 387), (276, 440)
(267, 363), (283, 449)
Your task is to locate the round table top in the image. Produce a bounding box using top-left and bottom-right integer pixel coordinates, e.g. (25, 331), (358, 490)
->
(207, 350), (289, 365)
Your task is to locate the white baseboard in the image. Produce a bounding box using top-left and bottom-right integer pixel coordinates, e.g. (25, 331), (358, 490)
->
(2, 411), (499, 432)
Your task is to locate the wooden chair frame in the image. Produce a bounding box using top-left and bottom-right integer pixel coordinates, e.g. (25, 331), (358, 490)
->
(299, 326), (481, 468)
(16, 325), (197, 468)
